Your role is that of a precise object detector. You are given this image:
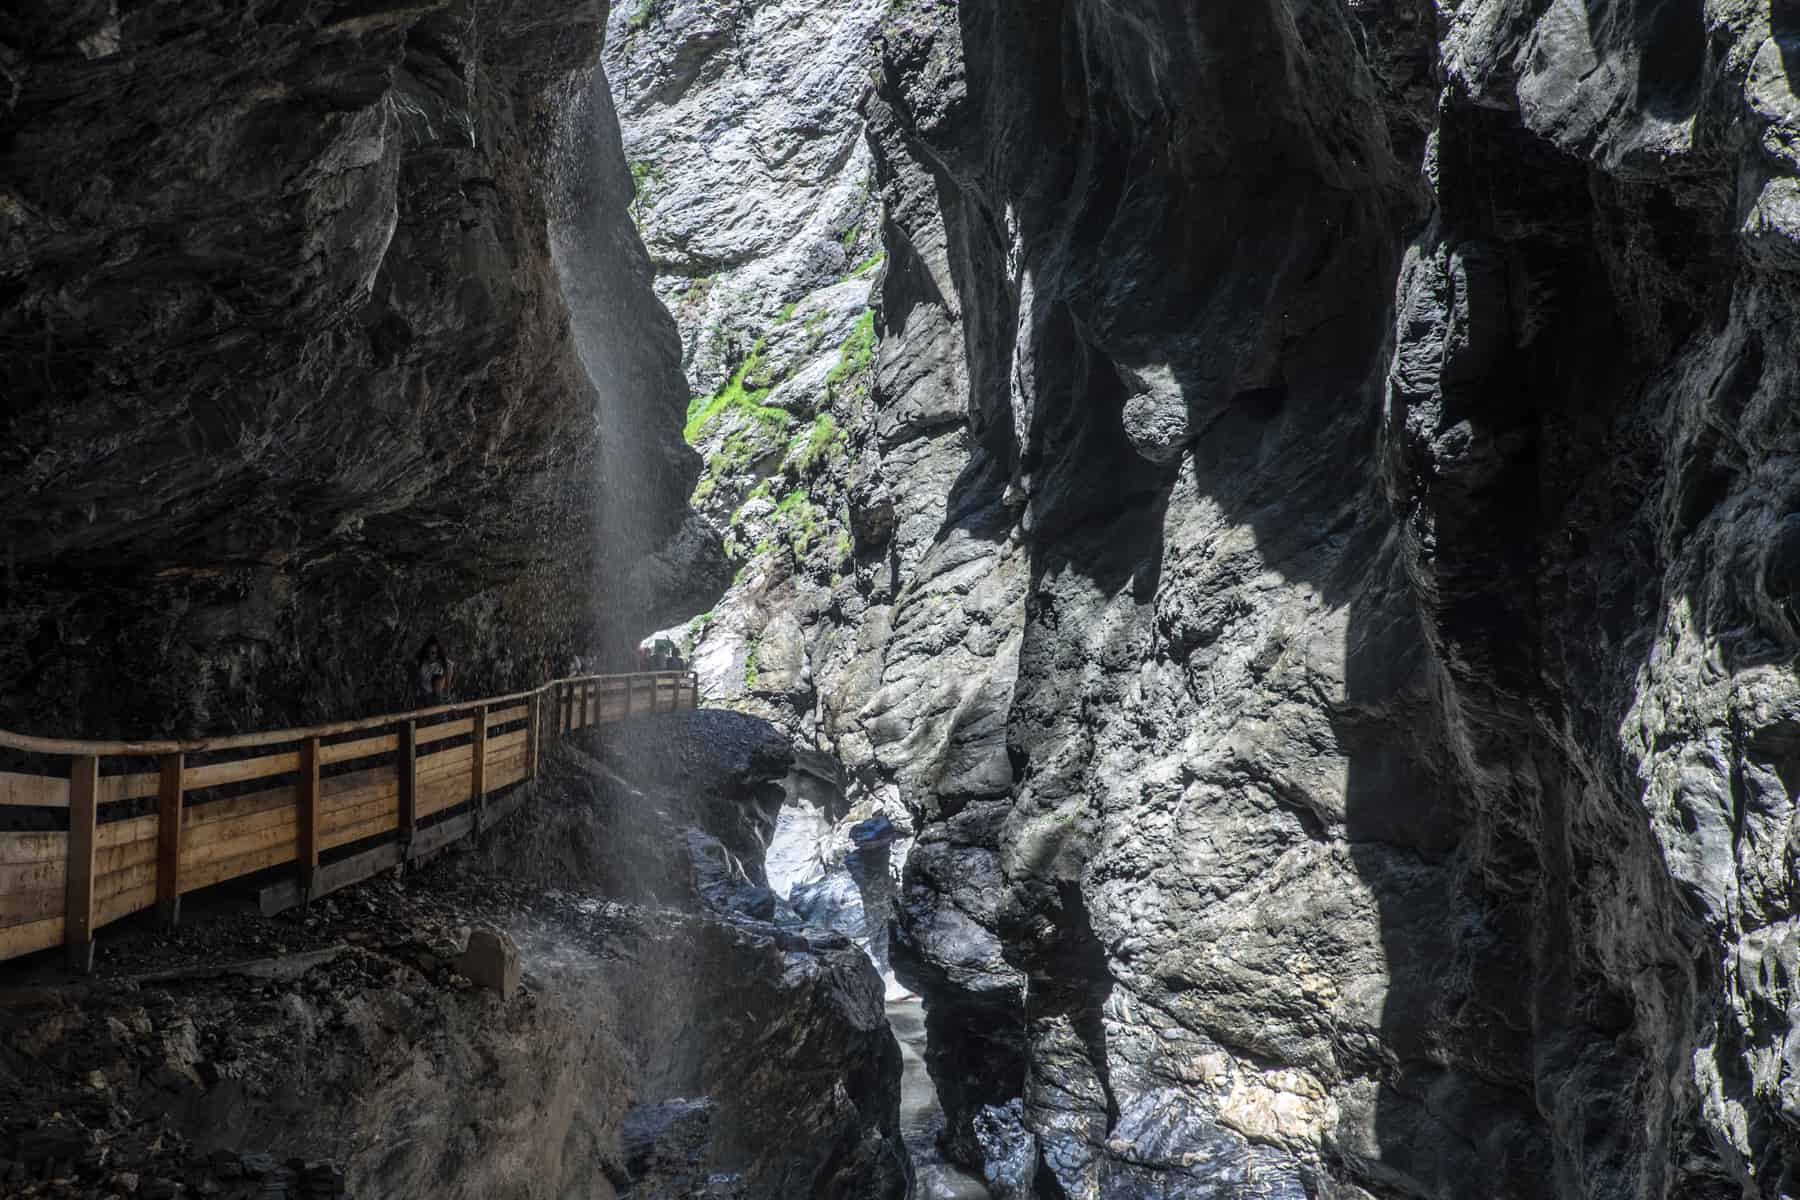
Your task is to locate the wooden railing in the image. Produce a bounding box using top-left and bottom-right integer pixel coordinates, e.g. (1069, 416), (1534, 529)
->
(0, 671), (698, 970)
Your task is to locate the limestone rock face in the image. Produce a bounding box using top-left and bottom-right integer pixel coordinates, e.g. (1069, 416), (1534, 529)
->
(602, 0), (889, 740)
(773, 0), (1800, 1196)
(0, 0), (714, 736)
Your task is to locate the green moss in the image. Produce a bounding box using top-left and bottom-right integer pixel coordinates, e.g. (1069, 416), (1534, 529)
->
(744, 636), (760, 688)
(681, 275), (717, 311)
(850, 250), (885, 278)
(771, 488), (827, 558)
(626, 0), (667, 31)
(628, 160), (666, 224)
(684, 338), (791, 444)
(824, 309), (877, 403)
(776, 300), (798, 324)
(792, 412), (844, 477)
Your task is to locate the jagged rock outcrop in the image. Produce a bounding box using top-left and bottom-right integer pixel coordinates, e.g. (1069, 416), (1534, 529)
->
(0, 0), (713, 737)
(783, 1), (1800, 1198)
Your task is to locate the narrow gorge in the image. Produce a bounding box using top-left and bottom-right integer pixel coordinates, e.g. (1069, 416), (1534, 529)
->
(6, 1), (1800, 1199)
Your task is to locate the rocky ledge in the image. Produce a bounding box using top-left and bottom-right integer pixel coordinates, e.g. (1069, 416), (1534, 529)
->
(0, 710), (905, 1199)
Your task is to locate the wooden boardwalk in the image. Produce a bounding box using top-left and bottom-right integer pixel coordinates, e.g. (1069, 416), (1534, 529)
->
(0, 671), (698, 970)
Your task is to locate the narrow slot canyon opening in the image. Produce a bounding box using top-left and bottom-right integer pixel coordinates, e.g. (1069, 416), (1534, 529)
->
(761, 753), (989, 1198)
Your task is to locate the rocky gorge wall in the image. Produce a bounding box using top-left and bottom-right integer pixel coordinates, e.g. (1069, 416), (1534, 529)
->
(0, 0), (714, 738)
(0, 711), (906, 1199)
(618, 0), (1800, 1196)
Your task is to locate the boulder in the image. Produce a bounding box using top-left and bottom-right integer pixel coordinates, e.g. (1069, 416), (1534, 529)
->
(456, 929), (521, 1002)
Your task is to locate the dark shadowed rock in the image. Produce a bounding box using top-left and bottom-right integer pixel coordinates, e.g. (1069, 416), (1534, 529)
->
(0, 0), (715, 737)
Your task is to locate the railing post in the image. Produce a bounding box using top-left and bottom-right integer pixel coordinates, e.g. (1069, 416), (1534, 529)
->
(398, 720), (417, 859)
(626, 675), (637, 718)
(65, 755), (98, 973)
(470, 703), (488, 829)
(526, 690), (540, 780)
(156, 752), (184, 926)
(298, 736), (321, 903)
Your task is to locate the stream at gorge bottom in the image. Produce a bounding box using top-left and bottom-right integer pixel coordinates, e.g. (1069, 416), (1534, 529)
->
(889, 994), (989, 1199)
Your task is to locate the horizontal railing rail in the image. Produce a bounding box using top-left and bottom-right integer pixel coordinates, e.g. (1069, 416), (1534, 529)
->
(0, 670), (699, 970)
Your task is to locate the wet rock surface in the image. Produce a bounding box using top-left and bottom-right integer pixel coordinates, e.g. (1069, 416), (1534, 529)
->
(0, 711), (905, 1199)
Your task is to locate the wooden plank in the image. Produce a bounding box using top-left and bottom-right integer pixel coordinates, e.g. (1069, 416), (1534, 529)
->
(298, 736), (320, 902)
(97, 814), (157, 849)
(322, 775), (396, 805)
(0, 771), (69, 808)
(184, 803), (297, 857)
(180, 842), (296, 894)
(95, 860), (157, 903)
(98, 772), (159, 805)
(157, 753), (183, 925)
(319, 732), (399, 765)
(95, 881), (155, 929)
(322, 810), (400, 852)
(409, 812), (473, 863)
(398, 720), (417, 848)
(183, 814), (298, 871)
(96, 834), (156, 876)
(470, 705), (488, 813)
(0, 886), (64, 926)
(322, 771), (399, 812)
(260, 840), (402, 916)
(416, 717), (474, 746)
(66, 755), (97, 971)
(322, 763), (397, 802)
(182, 783), (296, 829)
(489, 704), (528, 727)
(416, 775), (471, 819)
(488, 728), (527, 755)
(185, 750), (302, 791)
(416, 743), (473, 781)
(526, 691), (539, 780)
(0, 915), (63, 961)
(0, 858), (66, 895)
(322, 791), (401, 836)
(0, 685), (547, 759)
(0, 831), (70, 866)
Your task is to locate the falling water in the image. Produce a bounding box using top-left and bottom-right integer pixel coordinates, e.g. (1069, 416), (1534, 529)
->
(544, 64), (689, 664)
(890, 995), (992, 1200)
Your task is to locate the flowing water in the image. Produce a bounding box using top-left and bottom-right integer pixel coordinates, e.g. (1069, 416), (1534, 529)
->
(889, 994), (990, 1199)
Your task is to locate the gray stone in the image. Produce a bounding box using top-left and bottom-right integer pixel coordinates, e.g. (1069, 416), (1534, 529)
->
(455, 928), (521, 1002)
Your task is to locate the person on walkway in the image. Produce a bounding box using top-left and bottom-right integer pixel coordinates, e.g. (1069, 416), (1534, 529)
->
(416, 636), (456, 702)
